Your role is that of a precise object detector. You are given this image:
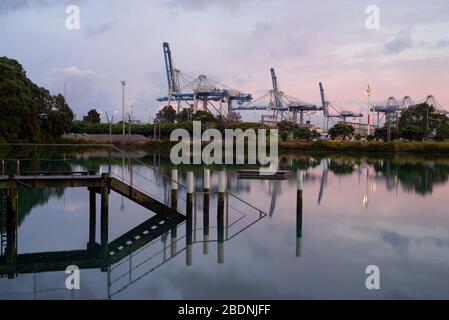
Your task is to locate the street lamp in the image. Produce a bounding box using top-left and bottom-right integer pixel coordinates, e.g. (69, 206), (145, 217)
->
(121, 81), (127, 136)
(365, 85), (372, 136)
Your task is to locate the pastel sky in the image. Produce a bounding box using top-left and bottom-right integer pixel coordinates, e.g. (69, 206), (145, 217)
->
(1, 0), (448, 122)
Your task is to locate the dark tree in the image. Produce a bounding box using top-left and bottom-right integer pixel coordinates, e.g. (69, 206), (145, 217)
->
(0, 56), (74, 142)
(83, 108), (101, 124)
(400, 125), (425, 141)
(156, 105), (176, 123)
(399, 103), (449, 140)
(175, 107), (193, 122)
(293, 126), (321, 141)
(328, 123), (354, 140)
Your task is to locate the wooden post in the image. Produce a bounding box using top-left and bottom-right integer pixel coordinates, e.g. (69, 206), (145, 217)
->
(171, 169), (178, 209)
(186, 172), (194, 266)
(6, 186), (18, 278)
(296, 170), (303, 258)
(217, 171), (226, 264)
(108, 149), (112, 175)
(203, 169), (210, 255)
(100, 174), (109, 271)
(170, 169), (178, 258)
(88, 188), (97, 250)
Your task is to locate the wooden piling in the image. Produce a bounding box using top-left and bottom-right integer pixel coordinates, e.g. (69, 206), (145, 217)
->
(88, 188), (97, 250)
(100, 174), (109, 271)
(171, 169), (178, 209)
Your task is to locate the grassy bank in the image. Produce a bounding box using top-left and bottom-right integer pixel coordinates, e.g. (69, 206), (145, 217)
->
(279, 140), (449, 153)
(5, 138), (449, 155)
(143, 139), (449, 154)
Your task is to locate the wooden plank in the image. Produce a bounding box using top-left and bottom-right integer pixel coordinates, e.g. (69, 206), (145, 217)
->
(0, 175), (105, 189)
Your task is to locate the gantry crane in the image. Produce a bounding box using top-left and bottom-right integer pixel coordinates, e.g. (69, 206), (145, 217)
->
(157, 42), (252, 115)
(319, 82), (363, 131)
(234, 68), (321, 125)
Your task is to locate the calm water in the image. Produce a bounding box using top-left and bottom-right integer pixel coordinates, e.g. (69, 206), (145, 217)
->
(1, 147), (449, 299)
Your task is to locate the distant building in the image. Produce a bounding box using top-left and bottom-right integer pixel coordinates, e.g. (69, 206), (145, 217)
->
(339, 121), (377, 137)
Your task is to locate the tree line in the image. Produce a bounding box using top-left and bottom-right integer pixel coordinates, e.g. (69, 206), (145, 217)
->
(0, 57), (74, 142)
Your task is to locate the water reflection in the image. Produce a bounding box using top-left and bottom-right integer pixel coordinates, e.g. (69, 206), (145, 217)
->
(1, 147), (449, 299)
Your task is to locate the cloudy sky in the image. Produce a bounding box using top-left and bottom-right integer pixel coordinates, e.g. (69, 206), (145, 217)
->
(1, 0), (448, 122)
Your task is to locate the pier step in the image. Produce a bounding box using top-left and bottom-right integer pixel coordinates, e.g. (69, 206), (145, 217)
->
(108, 215), (174, 263)
(109, 177), (184, 221)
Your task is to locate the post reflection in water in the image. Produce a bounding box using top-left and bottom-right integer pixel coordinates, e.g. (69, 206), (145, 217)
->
(6, 188), (18, 279)
(171, 169), (178, 258)
(186, 172), (194, 266)
(203, 169), (210, 255)
(217, 171), (226, 265)
(296, 170), (303, 258)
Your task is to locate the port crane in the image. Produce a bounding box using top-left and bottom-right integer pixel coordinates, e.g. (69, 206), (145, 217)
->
(157, 42), (252, 115)
(234, 68), (321, 125)
(370, 95), (449, 141)
(319, 82), (363, 131)
(372, 95), (448, 124)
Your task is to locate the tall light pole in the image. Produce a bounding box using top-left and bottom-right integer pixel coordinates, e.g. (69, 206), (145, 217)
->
(121, 81), (127, 135)
(365, 85), (372, 136)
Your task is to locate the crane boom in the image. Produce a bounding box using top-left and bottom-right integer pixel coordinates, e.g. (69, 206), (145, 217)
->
(271, 68), (278, 93)
(163, 42), (178, 94)
(271, 68), (283, 110)
(319, 82), (328, 117)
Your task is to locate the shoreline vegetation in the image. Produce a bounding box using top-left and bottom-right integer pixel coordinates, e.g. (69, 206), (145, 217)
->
(6, 138), (449, 155)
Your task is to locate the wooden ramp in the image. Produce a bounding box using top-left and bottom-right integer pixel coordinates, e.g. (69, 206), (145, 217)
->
(108, 214), (177, 264)
(109, 177), (184, 221)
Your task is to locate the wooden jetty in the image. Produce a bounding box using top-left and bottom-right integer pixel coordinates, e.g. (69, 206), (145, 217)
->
(0, 170), (185, 278)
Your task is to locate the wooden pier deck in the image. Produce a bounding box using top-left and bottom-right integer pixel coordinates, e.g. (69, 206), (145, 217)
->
(0, 173), (184, 221)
